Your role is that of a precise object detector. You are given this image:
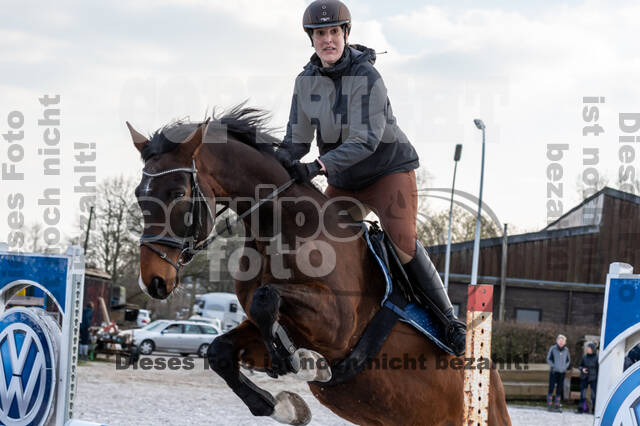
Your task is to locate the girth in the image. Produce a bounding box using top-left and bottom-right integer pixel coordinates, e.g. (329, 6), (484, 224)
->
(310, 222), (411, 387)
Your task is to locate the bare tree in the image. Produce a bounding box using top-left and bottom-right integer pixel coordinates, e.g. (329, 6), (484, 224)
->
(576, 172), (609, 200)
(415, 167), (434, 214)
(413, 164), (499, 247)
(24, 222), (44, 252)
(79, 175), (141, 285)
(616, 174), (640, 196)
(418, 205), (500, 247)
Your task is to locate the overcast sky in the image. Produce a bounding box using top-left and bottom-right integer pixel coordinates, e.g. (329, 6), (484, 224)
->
(1, 0), (639, 251)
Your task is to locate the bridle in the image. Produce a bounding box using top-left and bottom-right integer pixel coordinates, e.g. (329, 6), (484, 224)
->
(139, 159), (296, 276)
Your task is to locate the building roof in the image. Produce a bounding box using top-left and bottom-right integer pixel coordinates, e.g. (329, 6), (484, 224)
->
(428, 224), (600, 253)
(544, 186), (640, 231)
(86, 268), (111, 280)
(429, 186), (639, 253)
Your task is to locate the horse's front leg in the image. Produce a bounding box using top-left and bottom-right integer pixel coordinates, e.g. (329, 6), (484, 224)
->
(250, 284), (332, 382)
(208, 320), (311, 425)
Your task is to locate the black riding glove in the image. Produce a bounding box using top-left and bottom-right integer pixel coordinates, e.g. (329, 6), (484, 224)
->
(290, 160), (324, 183)
(274, 149), (294, 169)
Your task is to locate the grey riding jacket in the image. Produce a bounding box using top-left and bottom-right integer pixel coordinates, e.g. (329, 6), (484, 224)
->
(546, 344), (571, 373)
(278, 44), (419, 190)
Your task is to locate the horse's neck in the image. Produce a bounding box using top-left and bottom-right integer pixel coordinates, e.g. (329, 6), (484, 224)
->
(200, 137), (295, 202)
(236, 183), (342, 246)
(199, 139), (348, 241)
(199, 138), (377, 298)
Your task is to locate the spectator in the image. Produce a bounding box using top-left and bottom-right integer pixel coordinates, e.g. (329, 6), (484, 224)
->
(577, 342), (598, 414)
(546, 334), (571, 412)
(624, 343), (640, 371)
(79, 302), (94, 361)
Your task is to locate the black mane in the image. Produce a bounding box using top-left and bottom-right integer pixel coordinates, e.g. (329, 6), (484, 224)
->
(140, 104), (281, 162)
(138, 103), (325, 196)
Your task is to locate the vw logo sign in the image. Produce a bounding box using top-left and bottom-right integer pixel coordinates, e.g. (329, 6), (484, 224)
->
(0, 307), (59, 426)
(599, 361), (640, 425)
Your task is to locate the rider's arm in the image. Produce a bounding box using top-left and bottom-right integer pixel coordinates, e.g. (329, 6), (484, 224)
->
(278, 77), (314, 162)
(318, 72), (388, 177)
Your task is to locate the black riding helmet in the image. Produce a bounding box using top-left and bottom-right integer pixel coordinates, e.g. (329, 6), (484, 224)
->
(302, 0), (351, 45)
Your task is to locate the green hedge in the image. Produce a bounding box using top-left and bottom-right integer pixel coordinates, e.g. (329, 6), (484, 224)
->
(491, 321), (600, 365)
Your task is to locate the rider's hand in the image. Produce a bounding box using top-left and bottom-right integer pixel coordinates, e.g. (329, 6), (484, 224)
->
(290, 160), (324, 183)
(274, 149), (294, 169)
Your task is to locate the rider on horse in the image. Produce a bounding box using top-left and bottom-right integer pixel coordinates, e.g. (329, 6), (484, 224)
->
(274, 0), (467, 356)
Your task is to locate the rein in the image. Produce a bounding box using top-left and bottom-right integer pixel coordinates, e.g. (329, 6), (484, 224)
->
(139, 159), (296, 275)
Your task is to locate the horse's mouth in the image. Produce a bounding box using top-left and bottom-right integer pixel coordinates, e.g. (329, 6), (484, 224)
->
(138, 273), (176, 300)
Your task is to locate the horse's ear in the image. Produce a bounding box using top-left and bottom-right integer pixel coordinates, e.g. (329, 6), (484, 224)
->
(179, 119), (210, 159)
(127, 122), (148, 153)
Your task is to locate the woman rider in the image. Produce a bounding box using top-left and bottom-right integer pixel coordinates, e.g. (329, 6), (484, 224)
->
(274, 0), (466, 356)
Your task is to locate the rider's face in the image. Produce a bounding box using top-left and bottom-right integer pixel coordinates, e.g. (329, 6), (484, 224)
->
(312, 25), (347, 67)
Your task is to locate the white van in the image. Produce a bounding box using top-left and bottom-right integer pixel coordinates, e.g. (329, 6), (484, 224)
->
(137, 309), (151, 327)
(192, 293), (247, 331)
(187, 315), (223, 332)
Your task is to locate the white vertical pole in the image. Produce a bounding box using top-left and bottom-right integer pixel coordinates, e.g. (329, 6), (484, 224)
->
(470, 126), (486, 285)
(444, 161), (459, 291)
(60, 246), (85, 423)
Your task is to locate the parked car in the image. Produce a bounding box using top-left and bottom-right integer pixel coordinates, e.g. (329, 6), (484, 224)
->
(123, 319), (170, 333)
(131, 320), (220, 357)
(137, 309), (151, 327)
(120, 319), (171, 341)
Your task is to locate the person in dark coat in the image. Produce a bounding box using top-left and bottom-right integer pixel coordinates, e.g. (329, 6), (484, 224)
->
(79, 302), (94, 360)
(577, 342), (598, 413)
(546, 334), (571, 412)
(624, 343), (640, 371)
(274, 0), (466, 355)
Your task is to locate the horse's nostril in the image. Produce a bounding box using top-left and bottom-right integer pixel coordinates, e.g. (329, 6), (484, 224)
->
(149, 276), (169, 299)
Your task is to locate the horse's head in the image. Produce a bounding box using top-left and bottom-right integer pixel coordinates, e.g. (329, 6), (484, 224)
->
(128, 120), (215, 299)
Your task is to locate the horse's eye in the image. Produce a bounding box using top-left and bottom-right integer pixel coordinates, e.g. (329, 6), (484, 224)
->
(171, 190), (186, 199)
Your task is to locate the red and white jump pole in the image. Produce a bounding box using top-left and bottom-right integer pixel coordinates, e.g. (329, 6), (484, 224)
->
(463, 284), (494, 425)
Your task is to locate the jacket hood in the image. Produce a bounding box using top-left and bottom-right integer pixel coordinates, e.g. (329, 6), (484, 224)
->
(349, 44), (377, 65)
(305, 43), (377, 79)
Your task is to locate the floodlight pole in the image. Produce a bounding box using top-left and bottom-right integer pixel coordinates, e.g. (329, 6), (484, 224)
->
(470, 119), (486, 285)
(444, 144), (462, 291)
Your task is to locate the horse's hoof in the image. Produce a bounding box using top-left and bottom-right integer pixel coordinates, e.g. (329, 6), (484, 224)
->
(271, 391), (312, 425)
(290, 348), (332, 383)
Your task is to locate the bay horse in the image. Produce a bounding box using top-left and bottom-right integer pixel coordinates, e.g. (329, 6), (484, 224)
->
(129, 107), (511, 425)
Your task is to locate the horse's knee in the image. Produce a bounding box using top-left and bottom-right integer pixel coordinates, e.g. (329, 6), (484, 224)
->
(250, 285), (281, 325)
(208, 335), (235, 376)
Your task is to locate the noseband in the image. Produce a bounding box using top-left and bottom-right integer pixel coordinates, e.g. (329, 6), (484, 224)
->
(139, 160), (215, 271)
(139, 159), (296, 276)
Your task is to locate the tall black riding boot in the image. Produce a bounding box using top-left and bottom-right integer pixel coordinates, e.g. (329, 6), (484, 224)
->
(402, 241), (467, 356)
